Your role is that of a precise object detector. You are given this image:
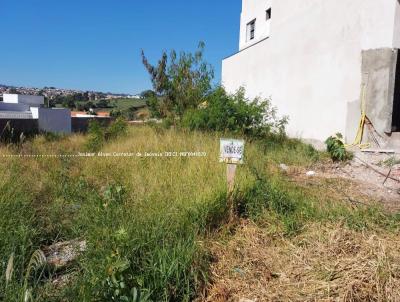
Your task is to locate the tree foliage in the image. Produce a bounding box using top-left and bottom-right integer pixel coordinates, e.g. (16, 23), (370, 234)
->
(141, 42), (214, 118)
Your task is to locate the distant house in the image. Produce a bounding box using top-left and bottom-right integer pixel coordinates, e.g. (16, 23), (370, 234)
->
(222, 0), (400, 146)
(0, 94), (71, 134)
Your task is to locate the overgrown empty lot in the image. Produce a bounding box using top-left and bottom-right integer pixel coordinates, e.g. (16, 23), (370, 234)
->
(1, 126), (400, 301)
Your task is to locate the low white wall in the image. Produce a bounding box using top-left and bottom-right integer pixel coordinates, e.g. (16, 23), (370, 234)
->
(2, 94), (19, 104)
(3, 94), (44, 106)
(223, 0), (399, 142)
(38, 108), (71, 134)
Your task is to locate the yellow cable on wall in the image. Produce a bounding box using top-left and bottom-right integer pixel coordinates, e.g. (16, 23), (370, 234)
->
(346, 75), (370, 149)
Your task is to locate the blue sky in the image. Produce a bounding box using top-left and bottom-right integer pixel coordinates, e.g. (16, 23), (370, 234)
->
(0, 0), (241, 94)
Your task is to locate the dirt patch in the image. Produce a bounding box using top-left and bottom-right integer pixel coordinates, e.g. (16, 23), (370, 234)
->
(282, 152), (400, 211)
(203, 221), (400, 302)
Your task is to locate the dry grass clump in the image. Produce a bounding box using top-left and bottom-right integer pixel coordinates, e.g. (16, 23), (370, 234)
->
(204, 220), (400, 302)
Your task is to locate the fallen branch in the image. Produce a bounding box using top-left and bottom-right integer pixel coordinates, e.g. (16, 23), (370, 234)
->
(383, 168), (392, 185)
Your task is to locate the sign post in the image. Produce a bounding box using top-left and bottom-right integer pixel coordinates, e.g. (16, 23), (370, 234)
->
(220, 138), (245, 221)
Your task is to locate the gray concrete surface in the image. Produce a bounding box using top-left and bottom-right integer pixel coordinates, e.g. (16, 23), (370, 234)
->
(361, 49), (398, 136)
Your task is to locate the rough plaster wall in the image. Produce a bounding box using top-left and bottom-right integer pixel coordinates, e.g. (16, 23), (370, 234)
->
(223, 0), (398, 142)
(361, 49), (398, 135)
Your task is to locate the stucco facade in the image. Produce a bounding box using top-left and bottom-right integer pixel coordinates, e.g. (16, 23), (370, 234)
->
(222, 0), (400, 143)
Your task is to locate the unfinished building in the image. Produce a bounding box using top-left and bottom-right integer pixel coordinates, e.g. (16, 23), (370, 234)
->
(222, 0), (400, 148)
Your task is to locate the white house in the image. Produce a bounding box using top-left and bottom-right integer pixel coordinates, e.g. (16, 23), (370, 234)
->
(0, 94), (71, 134)
(222, 0), (400, 146)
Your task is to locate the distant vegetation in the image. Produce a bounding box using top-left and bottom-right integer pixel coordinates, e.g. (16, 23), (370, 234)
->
(52, 94), (150, 120)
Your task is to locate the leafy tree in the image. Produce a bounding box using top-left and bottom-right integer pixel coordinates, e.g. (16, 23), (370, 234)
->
(141, 42), (214, 119)
(62, 97), (76, 109)
(140, 90), (156, 99)
(76, 103), (85, 111)
(86, 101), (95, 109)
(83, 91), (90, 102)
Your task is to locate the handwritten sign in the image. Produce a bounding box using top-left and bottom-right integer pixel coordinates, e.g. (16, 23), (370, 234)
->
(219, 138), (245, 164)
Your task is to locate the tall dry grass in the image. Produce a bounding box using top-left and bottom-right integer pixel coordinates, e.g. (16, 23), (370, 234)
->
(0, 126), (258, 301)
(0, 125), (399, 301)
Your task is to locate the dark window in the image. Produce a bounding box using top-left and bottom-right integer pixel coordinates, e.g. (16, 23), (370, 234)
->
(247, 20), (256, 41)
(392, 51), (400, 131)
(266, 8), (272, 21)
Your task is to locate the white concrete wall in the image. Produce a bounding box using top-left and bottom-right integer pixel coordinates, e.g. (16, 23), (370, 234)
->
(3, 94), (44, 106)
(2, 94), (19, 104)
(223, 0), (399, 142)
(394, 1), (400, 48)
(38, 108), (71, 134)
(239, 0), (271, 50)
(30, 107), (39, 119)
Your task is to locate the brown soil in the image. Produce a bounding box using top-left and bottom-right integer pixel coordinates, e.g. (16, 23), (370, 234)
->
(287, 152), (400, 211)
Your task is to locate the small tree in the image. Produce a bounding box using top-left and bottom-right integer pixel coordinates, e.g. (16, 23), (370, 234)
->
(141, 42), (214, 119)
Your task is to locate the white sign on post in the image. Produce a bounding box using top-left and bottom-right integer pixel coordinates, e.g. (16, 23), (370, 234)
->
(220, 138), (245, 221)
(219, 138), (245, 164)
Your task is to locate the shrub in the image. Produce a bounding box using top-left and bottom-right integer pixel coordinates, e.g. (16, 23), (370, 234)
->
(181, 87), (288, 138)
(86, 118), (128, 152)
(85, 120), (104, 152)
(105, 117), (128, 141)
(325, 133), (352, 162)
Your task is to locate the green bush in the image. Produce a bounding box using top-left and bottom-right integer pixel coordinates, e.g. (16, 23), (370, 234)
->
(105, 117), (128, 141)
(181, 87), (288, 137)
(86, 118), (128, 152)
(85, 120), (104, 152)
(325, 133), (353, 162)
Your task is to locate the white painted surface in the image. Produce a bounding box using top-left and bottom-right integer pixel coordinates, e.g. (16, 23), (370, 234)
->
(38, 108), (71, 134)
(394, 1), (400, 48)
(3, 94), (44, 106)
(223, 0), (399, 142)
(239, 0), (271, 50)
(30, 107), (39, 119)
(220, 138), (245, 164)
